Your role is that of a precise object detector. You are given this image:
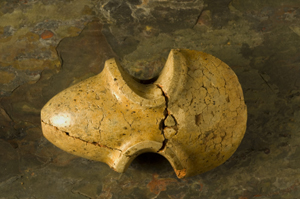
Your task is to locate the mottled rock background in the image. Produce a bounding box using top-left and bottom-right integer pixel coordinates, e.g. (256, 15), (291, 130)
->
(1, 0), (300, 198)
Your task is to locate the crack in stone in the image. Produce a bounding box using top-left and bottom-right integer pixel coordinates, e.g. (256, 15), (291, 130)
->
(71, 189), (92, 199)
(95, 115), (105, 141)
(41, 120), (122, 152)
(155, 84), (179, 152)
(259, 73), (275, 93)
(0, 175), (22, 188)
(157, 139), (168, 153)
(121, 111), (134, 127)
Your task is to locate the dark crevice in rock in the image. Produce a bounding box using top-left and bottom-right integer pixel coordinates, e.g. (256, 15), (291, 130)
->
(71, 189), (92, 199)
(156, 84), (178, 152)
(157, 139), (168, 153)
(193, 8), (205, 28)
(156, 83), (170, 137)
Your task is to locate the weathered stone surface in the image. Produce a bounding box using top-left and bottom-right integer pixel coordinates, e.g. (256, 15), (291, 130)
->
(97, 0), (204, 28)
(99, 0), (204, 59)
(0, 1), (94, 96)
(0, 71), (15, 84)
(0, 140), (20, 182)
(56, 21), (117, 76)
(41, 49), (247, 178)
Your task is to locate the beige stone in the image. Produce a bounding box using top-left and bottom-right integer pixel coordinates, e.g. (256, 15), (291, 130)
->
(41, 49), (247, 178)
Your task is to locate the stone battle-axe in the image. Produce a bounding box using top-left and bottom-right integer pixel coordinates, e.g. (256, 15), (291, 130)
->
(41, 49), (247, 178)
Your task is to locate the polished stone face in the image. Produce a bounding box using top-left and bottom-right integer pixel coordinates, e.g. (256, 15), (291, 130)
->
(1, 0), (300, 198)
(40, 49), (247, 179)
